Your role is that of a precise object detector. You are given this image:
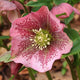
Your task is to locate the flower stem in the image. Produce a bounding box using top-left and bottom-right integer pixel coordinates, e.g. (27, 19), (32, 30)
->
(65, 57), (77, 80)
(46, 71), (52, 80)
(27, 68), (35, 80)
(76, 65), (80, 80)
(75, 53), (80, 80)
(67, 24), (71, 29)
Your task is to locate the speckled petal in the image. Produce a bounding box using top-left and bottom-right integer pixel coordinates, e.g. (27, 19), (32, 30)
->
(0, 0), (16, 12)
(7, 10), (19, 23)
(11, 46), (62, 72)
(52, 31), (73, 54)
(32, 6), (64, 32)
(49, 13), (65, 32)
(11, 35), (33, 56)
(51, 3), (80, 18)
(11, 31), (72, 72)
(10, 13), (41, 38)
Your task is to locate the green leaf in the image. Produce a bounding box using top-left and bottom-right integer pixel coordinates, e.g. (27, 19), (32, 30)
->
(31, 68), (37, 76)
(38, 0), (53, 3)
(0, 36), (10, 40)
(53, 0), (68, 5)
(63, 61), (67, 68)
(26, 1), (47, 7)
(20, 0), (24, 3)
(68, 0), (80, 6)
(19, 66), (25, 72)
(61, 68), (67, 75)
(0, 40), (4, 45)
(62, 37), (80, 58)
(64, 12), (74, 25)
(64, 28), (79, 41)
(32, 7), (41, 12)
(22, 13), (28, 17)
(0, 51), (11, 63)
(9, 75), (14, 80)
(61, 61), (67, 75)
(56, 13), (66, 17)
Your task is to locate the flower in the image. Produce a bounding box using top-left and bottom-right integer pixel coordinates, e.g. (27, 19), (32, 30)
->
(0, 0), (24, 23)
(11, 62), (22, 75)
(51, 3), (80, 18)
(10, 6), (72, 72)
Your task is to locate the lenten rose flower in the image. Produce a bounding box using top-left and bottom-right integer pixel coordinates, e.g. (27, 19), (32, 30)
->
(10, 6), (72, 72)
(51, 3), (80, 18)
(11, 62), (22, 75)
(0, 0), (24, 23)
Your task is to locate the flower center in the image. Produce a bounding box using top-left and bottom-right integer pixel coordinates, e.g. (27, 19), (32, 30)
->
(30, 28), (52, 50)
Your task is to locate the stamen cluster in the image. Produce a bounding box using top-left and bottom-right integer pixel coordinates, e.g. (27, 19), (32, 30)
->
(30, 28), (52, 50)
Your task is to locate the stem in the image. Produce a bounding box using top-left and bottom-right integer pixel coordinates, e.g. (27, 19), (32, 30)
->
(9, 75), (14, 80)
(46, 71), (52, 80)
(0, 45), (10, 51)
(27, 68), (35, 80)
(75, 53), (80, 80)
(65, 57), (77, 80)
(67, 24), (71, 29)
(76, 66), (80, 80)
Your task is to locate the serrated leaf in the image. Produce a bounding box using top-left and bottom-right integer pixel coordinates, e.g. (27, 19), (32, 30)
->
(0, 51), (11, 62)
(26, 1), (47, 7)
(62, 37), (80, 58)
(53, 0), (68, 5)
(0, 36), (10, 40)
(64, 12), (74, 25)
(64, 28), (79, 41)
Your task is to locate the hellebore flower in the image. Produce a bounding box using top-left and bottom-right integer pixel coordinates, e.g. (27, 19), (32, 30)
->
(10, 6), (72, 72)
(11, 62), (22, 76)
(0, 0), (24, 23)
(51, 3), (80, 18)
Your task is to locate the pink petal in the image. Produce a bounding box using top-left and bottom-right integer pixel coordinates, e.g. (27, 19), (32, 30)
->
(7, 10), (19, 23)
(51, 3), (80, 18)
(10, 6), (64, 39)
(12, 1), (25, 11)
(10, 6), (72, 72)
(73, 7), (80, 15)
(11, 35), (33, 56)
(52, 31), (73, 54)
(0, 0), (16, 12)
(32, 6), (64, 32)
(10, 6), (50, 38)
(49, 12), (65, 32)
(31, 6), (50, 27)
(10, 13), (41, 38)
(11, 62), (22, 75)
(11, 31), (72, 72)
